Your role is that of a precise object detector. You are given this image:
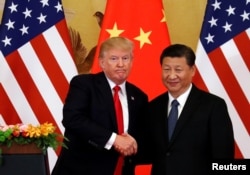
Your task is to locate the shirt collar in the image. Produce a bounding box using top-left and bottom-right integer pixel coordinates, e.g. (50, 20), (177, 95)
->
(106, 77), (126, 95)
(168, 84), (192, 108)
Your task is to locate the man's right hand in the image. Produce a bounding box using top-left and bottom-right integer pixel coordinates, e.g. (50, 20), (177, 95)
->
(113, 133), (138, 156)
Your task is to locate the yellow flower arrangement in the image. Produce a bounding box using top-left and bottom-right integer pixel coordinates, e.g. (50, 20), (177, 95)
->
(0, 122), (66, 153)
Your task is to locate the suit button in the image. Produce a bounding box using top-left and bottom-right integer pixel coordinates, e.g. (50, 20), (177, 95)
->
(166, 152), (171, 156)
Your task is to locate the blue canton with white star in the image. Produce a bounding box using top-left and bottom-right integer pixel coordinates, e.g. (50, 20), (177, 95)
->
(0, 0), (64, 56)
(200, 0), (250, 53)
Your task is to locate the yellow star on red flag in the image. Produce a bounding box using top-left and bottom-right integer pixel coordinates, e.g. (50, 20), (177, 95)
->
(106, 22), (124, 37)
(134, 28), (152, 49)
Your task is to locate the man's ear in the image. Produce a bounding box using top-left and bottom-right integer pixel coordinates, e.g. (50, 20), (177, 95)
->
(191, 65), (196, 77)
(99, 58), (104, 69)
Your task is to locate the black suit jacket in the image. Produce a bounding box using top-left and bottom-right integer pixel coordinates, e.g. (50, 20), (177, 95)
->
(52, 72), (148, 175)
(145, 84), (234, 175)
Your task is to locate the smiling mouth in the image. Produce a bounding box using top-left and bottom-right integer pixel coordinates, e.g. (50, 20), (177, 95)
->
(168, 82), (178, 86)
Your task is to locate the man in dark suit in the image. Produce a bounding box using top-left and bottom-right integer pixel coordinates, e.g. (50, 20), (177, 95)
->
(52, 37), (148, 175)
(145, 44), (234, 175)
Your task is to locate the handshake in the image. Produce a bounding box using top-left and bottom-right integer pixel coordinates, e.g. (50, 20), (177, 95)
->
(113, 133), (138, 156)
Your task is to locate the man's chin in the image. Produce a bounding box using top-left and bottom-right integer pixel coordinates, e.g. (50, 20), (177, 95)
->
(116, 73), (127, 78)
(116, 76), (127, 83)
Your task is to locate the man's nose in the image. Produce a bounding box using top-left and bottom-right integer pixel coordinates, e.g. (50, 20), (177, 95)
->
(168, 71), (177, 79)
(117, 58), (124, 66)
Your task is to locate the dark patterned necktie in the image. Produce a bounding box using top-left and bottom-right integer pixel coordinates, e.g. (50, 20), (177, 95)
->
(168, 99), (179, 140)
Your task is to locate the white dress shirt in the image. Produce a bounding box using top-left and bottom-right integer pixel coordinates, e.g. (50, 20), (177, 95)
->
(168, 84), (192, 119)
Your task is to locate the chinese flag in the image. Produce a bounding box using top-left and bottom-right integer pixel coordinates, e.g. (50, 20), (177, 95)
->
(92, 0), (171, 100)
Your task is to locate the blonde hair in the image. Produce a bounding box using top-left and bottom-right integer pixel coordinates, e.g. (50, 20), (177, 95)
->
(99, 37), (134, 58)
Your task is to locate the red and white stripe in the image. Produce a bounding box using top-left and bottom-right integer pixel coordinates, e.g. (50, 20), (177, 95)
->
(195, 28), (250, 158)
(0, 19), (77, 170)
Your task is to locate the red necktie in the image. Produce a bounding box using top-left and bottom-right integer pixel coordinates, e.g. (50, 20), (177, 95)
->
(113, 85), (124, 134)
(113, 85), (124, 175)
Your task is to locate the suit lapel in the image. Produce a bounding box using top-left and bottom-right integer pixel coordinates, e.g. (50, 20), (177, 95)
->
(96, 72), (118, 131)
(125, 83), (136, 132)
(168, 85), (202, 146)
(151, 93), (170, 148)
(158, 94), (170, 146)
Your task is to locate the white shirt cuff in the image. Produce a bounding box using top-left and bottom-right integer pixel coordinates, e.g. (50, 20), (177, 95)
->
(105, 132), (116, 150)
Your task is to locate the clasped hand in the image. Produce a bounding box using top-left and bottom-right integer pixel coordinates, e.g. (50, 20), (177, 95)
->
(113, 133), (137, 156)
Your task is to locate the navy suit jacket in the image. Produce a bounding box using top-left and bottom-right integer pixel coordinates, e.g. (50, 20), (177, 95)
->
(52, 72), (148, 175)
(145, 84), (234, 175)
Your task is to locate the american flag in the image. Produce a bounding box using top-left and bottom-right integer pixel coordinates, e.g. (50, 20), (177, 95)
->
(194, 0), (250, 158)
(0, 0), (77, 170)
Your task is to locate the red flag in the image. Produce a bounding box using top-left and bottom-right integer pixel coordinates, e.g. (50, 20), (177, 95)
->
(194, 0), (250, 158)
(92, 0), (171, 100)
(0, 0), (77, 171)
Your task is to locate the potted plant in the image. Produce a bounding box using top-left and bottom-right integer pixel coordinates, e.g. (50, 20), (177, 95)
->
(0, 122), (66, 165)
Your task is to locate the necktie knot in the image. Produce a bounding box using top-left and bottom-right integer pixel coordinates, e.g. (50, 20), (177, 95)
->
(171, 99), (179, 107)
(113, 85), (121, 93)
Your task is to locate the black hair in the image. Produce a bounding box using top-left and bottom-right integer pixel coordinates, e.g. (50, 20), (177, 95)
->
(160, 44), (196, 66)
